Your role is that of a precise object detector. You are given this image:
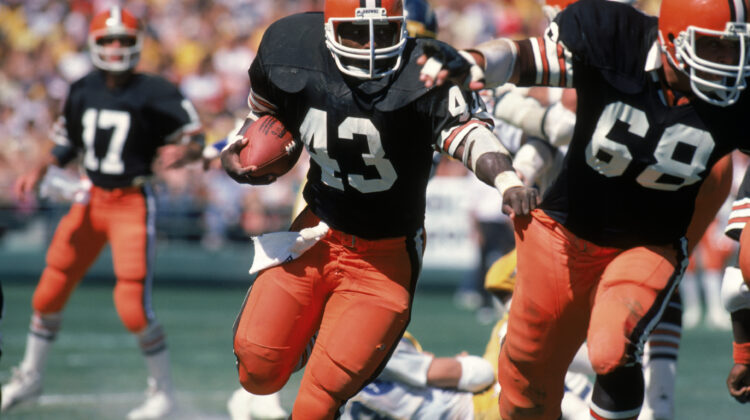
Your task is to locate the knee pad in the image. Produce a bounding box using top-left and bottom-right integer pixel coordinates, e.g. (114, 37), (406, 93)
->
(113, 278), (149, 332)
(234, 337), (293, 394)
(33, 267), (78, 313)
(587, 332), (631, 376)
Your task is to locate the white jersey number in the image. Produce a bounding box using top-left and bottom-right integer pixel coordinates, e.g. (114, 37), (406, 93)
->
(586, 102), (714, 191)
(300, 108), (397, 193)
(81, 108), (131, 175)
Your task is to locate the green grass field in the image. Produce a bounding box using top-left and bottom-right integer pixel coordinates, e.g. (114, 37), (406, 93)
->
(0, 281), (747, 419)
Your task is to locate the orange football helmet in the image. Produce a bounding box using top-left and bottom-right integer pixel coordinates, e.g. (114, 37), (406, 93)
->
(659, 0), (750, 106)
(88, 6), (143, 72)
(324, 0), (407, 79)
(544, 0), (579, 10)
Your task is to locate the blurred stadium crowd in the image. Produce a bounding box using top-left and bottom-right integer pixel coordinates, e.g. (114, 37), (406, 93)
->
(0, 0), (658, 249)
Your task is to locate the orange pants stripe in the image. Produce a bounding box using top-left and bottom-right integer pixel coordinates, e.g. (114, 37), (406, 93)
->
(233, 208), (423, 419)
(498, 210), (687, 420)
(32, 185), (157, 333)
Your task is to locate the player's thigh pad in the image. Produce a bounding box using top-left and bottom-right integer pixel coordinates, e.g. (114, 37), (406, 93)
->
(293, 233), (418, 418)
(588, 243), (684, 375)
(107, 189), (152, 281)
(234, 252), (326, 394)
(500, 210), (608, 420)
(34, 204), (107, 313)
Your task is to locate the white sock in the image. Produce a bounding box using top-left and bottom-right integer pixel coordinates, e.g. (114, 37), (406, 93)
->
(701, 270), (724, 315)
(20, 312), (62, 375)
(19, 334), (53, 376)
(641, 358), (676, 419)
(680, 271), (702, 324)
(144, 349), (173, 393)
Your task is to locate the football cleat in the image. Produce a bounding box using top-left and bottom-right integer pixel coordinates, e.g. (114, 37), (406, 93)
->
(126, 377), (176, 420)
(1, 367), (43, 412)
(228, 388), (288, 420)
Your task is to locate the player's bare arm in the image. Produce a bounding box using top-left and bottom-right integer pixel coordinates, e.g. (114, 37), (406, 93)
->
(13, 154), (60, 203)
(450, 127), (539, 217)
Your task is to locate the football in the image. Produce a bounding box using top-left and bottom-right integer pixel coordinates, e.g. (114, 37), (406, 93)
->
(239, 114), (301, 178)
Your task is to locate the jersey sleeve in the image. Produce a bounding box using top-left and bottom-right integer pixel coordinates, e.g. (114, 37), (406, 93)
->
(248, 52), (281, 116)
(50, 113), (79, 167)
(422, 85), (495, 157)
(514, 0), (657, 92)
(145, 78), (202, 144)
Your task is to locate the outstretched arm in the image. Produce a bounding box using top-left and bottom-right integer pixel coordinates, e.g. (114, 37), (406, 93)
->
(723, 226), (750, 403)
(449, 126), (540, 217)
(417, 39), (520, 90)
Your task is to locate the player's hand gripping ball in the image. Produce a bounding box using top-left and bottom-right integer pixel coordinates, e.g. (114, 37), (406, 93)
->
(239, 114), (302, 178)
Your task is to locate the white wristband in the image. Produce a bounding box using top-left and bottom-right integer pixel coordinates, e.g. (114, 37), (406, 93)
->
(494, 171), (524, 197)
(456, 355), (495, 392)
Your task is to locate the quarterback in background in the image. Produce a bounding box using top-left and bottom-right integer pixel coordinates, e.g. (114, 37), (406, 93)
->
(3, 7), (204, 420)
(418, 0), (750, 418)
(221, 0), (538, 418)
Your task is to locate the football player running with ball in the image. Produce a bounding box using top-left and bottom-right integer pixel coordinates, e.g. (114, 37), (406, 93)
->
(4, 7), (204, 419)
(417, 0), (750, 419)
(220, 0), (539, 418)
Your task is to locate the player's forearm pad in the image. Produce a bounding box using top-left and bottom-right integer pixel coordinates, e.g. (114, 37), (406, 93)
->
(456, 355), (495, 393)
(472, 38), (517, 88)
(463, 125), (511, 172)
(721, 266), (750, 312)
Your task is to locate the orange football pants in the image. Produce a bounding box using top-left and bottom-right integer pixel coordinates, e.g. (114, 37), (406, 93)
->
(233, 208), (424, 419)
(32, 185), (156, 333)
(498, 210), (686, 420)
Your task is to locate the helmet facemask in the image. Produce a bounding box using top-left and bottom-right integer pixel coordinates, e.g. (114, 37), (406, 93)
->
(664, 22), (750, 106)
(325, 7), (407, 79)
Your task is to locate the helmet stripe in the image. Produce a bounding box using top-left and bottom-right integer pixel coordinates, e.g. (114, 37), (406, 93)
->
(360, 0), (381, 8)
(110, 6), (122, 25)
(729, 0), (747, 22)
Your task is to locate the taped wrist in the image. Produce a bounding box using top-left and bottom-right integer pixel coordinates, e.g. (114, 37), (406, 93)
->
(457, 50), (485, 88)
(494, 171), (524, 198)
(733, 341), (750, 365)
(456, 355), (495, 392)
(473, 38), (517, 88)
